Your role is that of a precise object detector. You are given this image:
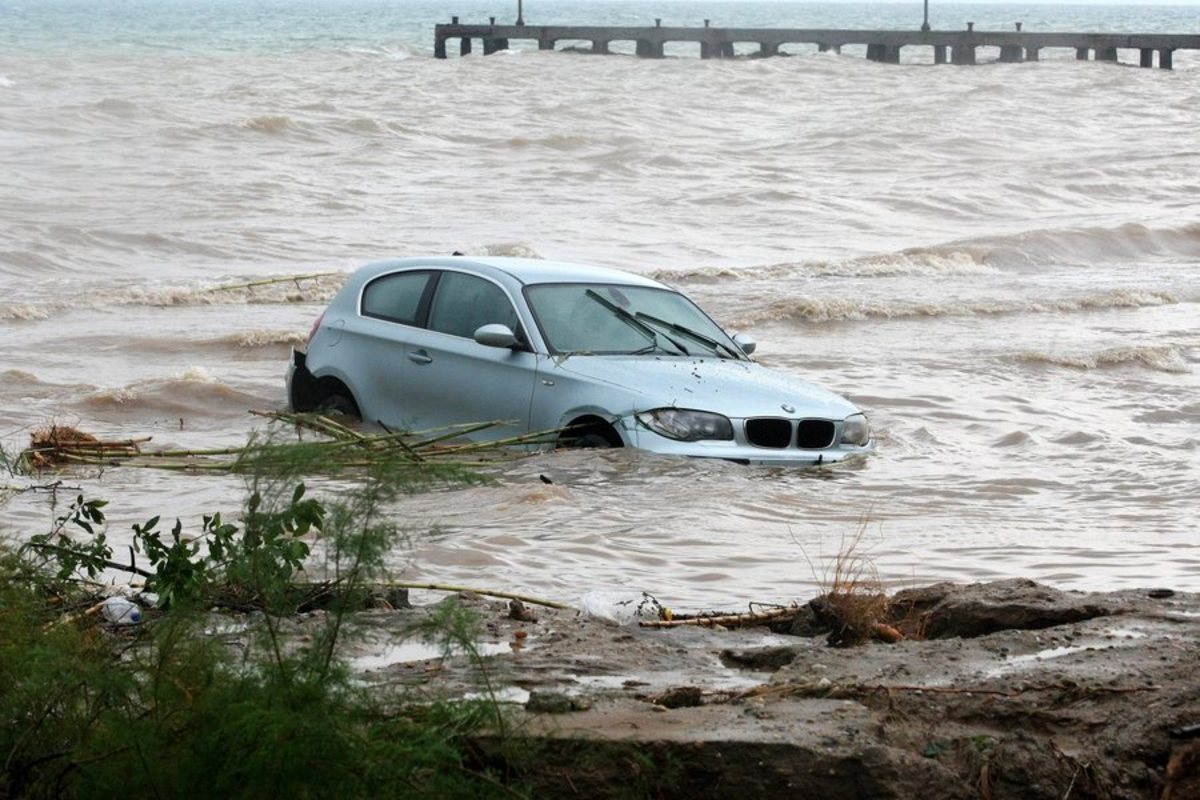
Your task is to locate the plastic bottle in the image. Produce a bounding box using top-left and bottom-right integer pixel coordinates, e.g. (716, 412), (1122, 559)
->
(577, 591), (663, 625)
(100, 596), (143, 625)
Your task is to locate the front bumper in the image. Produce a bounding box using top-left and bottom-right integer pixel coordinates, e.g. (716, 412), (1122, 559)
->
(624, 417), (875, 466)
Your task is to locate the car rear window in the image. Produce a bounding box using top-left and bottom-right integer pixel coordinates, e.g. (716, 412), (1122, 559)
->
(361, 270), (433, 325)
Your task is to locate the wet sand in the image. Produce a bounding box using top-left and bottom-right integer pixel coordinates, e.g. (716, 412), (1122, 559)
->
(339, 580), (1200, 799)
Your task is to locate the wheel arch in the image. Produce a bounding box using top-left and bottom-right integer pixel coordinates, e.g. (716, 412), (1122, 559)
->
(557, 413), (624, 448)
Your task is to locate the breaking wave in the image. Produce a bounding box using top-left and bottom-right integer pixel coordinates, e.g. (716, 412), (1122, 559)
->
(1017, 346), (1189, 374)
(241, 115), (296, 136)
(118, 274), (346, 308)
(78, 368), (264, 415)
(735, 289), (1180, 326)
(653, 221), (1200, 285)
(1, 369), (39, 384)
(224, 329), (308, 348)
(460, 243), (544, 259)
(0, 304), (50, 321)
(652, 249), (997, 284)
(965, 221), (1200, 269)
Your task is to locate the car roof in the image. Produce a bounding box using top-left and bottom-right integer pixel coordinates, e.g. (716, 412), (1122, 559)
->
(357, 256), (669, 289)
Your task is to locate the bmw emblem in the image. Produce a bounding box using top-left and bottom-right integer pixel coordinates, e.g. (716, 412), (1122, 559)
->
(781, 403), (796, 414)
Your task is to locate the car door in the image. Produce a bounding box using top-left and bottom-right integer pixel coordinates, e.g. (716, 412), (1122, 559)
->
(342, 269), (435, 426)
(400, 270), (538, 438)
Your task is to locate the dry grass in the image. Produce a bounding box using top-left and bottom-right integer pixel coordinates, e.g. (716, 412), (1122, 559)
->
(19, 424), (144, 471)
(811, 518), (915, 646)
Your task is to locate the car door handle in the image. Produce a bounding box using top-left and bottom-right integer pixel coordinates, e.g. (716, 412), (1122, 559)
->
(407, 349), (433, 365)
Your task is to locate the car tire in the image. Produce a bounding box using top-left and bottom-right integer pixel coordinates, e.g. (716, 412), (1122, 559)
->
(317, 393), (360, 420)
(573, 432), (614, 448)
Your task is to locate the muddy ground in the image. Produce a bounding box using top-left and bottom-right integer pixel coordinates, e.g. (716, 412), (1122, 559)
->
(334, 579), (1199, 799)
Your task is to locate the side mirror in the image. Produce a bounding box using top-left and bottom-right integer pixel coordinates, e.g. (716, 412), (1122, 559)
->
(732, 333), (757, 355)
(474, 323), (518, 349)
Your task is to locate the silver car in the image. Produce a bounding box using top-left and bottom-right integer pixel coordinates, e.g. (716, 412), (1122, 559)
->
(287, 256), (873, 466)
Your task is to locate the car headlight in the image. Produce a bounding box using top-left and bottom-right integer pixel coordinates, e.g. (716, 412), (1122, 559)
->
(840, 413), (871, 447)
(636, 408), (733, 442)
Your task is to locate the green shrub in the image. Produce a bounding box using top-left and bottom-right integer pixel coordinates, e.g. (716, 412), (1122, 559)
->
(1, 426), (526, 800)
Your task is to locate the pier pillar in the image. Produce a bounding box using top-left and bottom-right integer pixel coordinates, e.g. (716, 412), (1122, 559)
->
(951, 44), (976, 65)
(1025, 47), (1039, 62)
(818, 42), (832, 53)
(593, 40), (609, 54)
(538, 37), (554, 51)
(482, 37), (508, 55)
(636, 39), (664, 58)
(759, 42), (779, 58)
(434, 36), (447, 59)
(1140, 48), (1153, 67)
(934, 45), (948, 64)
(700, 41), (713, 59)
(1076, 47), (1089, 60)
(1096, 47), (1118, 62)
(866, 43), (885, 62)
(1159, 48), (1173, 69)
(999, 45), (1023, 63)
(460, 37), (472, 56)
(883, 45), (901, 64)
(720, 42), (734, 58)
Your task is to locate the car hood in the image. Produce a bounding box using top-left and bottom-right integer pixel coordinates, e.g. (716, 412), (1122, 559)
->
(546, 355), (861, 419)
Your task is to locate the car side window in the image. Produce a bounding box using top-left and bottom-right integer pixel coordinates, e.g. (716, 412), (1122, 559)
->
(361, 271), (432, 325)
(427, 272), (520, 340)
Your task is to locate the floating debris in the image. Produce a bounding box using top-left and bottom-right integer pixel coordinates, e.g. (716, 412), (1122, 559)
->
(19, 424), (148, 471)
(16, 413), (560, 475)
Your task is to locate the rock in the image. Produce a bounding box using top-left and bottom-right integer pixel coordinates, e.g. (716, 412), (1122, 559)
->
(526, 690), (591, 714)
(719, 646), (802, 671)
(651, 686), (704, 709)
(896, 578), (1112, 639)
(508, 598), (538, 623)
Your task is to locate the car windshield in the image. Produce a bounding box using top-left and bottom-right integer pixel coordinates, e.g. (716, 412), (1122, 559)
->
(525, 283), (743, 358)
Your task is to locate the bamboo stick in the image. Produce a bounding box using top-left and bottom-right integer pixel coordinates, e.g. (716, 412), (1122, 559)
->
(639, 606), (799, 629)
(208, 272), (341, 293)
(387, 582), (571, 609)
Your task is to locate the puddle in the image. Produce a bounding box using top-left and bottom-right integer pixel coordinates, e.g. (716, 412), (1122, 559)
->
(575, 669), (765, 693)
(984, 627), (1148, 677)
(463, 686), (531, 705)
(350, 639), (514, 671)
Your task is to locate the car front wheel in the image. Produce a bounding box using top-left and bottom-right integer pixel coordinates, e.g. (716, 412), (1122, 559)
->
(316, 392), (360, 420)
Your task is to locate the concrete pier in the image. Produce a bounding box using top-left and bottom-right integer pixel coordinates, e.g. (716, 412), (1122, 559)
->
(434, 23), (1199, 69)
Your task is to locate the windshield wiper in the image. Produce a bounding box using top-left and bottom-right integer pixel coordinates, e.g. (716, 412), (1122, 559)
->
(584, 289), (686, 355)
(635, 311), (742, 359)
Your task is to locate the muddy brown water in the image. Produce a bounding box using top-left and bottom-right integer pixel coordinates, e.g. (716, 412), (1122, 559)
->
(2, 20), (1198, 610)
